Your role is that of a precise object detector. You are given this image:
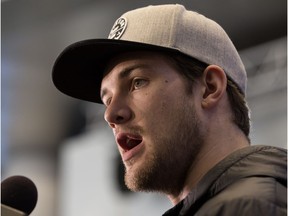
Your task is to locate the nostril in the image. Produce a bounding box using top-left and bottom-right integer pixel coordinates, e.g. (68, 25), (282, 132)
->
(105, 112), (128, 127)
(116, 115), (125, 123)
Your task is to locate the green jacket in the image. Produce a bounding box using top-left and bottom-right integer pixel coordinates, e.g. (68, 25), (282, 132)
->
(163, 145), (287, 216)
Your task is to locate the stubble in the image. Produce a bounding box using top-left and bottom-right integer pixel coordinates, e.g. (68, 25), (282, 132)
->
(124, 101), (203, 196)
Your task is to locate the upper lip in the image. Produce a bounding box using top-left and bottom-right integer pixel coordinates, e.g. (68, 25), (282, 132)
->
(116, 132), (143, 152)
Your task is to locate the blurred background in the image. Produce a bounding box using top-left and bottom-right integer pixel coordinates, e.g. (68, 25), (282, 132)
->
(1, 0), (287, 216)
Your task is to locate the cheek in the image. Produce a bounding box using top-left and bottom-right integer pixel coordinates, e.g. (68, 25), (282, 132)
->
(133, 82), (183, 124)
(146, 92), (170, 114)
(132, 92), (168, 125)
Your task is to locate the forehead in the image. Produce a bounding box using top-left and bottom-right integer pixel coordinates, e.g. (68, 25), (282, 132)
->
(103, 51), (172, 78)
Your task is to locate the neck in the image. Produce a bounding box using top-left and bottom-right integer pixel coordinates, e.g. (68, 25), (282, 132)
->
(167, 123), (249, 205)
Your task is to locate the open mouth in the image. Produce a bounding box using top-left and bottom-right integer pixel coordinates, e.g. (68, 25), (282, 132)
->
(116, 133), (143, 152)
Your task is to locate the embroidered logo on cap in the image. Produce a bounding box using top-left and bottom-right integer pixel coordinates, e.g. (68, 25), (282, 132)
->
(108, 17), (127, 39)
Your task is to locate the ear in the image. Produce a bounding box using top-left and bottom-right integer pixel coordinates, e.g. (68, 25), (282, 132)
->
(201, 65), (227, 109)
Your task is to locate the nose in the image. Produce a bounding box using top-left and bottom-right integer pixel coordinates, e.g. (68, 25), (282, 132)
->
(104, 98), (133, 128)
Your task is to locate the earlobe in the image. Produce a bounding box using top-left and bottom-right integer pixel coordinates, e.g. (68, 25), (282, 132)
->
(201, 65), (227, 109)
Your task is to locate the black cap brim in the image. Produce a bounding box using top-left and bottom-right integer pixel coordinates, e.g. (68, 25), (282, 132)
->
(52, 39), (179, 103)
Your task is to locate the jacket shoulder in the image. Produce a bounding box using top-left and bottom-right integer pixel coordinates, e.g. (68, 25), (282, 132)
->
(195, 176), (287, 216)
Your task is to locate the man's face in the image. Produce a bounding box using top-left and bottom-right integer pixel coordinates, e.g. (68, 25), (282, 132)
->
(101, 51), (204, 195)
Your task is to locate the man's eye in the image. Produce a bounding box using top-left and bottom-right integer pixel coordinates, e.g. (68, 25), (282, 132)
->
(104, 97), (112, 106)
(132, 78), (148, 90)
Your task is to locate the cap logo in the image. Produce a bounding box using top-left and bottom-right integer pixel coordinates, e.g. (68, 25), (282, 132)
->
(108, 17), (127, 40)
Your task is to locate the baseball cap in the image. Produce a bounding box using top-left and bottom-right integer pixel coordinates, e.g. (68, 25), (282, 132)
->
(52, 4), (247, 103)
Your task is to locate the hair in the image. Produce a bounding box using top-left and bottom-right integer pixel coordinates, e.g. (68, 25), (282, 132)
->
(166, 52), (251, 142)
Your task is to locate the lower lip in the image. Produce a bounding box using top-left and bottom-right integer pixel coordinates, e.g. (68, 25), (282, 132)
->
(122, 142), (144, 161)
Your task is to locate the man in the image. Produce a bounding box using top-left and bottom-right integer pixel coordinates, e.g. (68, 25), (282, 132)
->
(52, 4), (287, 216)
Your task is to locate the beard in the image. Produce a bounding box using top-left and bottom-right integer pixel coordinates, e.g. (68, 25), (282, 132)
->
(124, 102), (204, 196)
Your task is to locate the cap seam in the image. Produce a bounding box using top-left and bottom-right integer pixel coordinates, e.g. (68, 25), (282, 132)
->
(168, 5), (180, 49)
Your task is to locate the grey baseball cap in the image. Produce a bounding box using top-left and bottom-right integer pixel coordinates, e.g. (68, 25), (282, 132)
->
(52, 4), (247, 103)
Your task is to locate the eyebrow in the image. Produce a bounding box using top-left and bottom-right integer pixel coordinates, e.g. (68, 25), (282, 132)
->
(100, 64), (150, 102)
